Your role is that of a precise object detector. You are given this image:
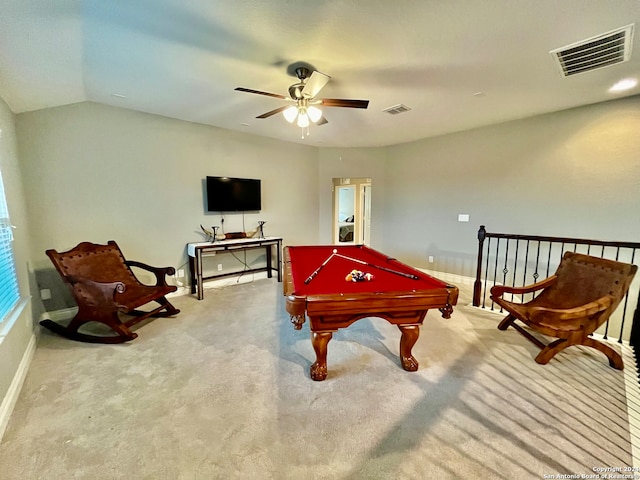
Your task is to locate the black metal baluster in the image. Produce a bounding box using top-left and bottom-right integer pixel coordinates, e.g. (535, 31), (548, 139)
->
(491, 238), (501, 311)
(616, 246), (635, 343)
(482, 237), (492, 309)
(511, 239), (519, 303)
(618, 247), (635, 343)
(522, 240), (530, 303)
(532, 241), (541, 299)
(501, 239), (510, 309)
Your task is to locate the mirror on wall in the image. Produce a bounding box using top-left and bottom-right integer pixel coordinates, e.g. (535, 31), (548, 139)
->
(333, 178), (372, 245)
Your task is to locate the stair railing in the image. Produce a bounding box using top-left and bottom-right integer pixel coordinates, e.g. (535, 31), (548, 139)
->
(473, 225), (640, 345)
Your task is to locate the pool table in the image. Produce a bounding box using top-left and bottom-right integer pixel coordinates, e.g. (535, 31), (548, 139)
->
(283, 245), (459, 381)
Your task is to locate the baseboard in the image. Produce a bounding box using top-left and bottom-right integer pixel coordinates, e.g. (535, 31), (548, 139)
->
(200, 270), (270, 290)
(40, 307), (78, 323)
(182, 271), (270, 294)
(0, 332), (37, 443)
(169, 286), (191, 297)
(417, 268), (476, 286)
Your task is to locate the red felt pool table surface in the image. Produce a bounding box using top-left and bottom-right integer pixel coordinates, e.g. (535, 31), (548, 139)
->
(283, 245), (459, 381)
(286, 244), (447, 296)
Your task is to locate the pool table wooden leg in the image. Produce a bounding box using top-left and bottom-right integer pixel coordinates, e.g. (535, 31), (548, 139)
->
(398, 325), (420, 371)
(310, 331), (333, 381)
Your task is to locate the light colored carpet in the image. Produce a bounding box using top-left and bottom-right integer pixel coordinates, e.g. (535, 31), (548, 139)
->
(0, 278), (634, 479)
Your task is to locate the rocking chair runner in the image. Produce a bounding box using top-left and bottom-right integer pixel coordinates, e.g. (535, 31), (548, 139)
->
(491, 251), (637, 369)
(41, 240), (180, 343)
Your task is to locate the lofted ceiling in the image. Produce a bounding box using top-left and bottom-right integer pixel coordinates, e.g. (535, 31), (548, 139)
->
(1, 0), (639, 148)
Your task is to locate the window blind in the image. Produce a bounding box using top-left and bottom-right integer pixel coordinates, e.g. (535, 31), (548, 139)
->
(0, 169), (19, 322)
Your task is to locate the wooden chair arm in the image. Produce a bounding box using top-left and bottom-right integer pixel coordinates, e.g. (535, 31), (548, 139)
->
(528, 295), (614, 323)
(490, 275), (557, 298)
(126, 260), (175, 286)
(67, 275), (127, 310)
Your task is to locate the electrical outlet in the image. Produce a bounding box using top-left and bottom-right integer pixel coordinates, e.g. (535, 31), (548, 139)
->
(428, 256), (434, 263)
(217, 264), (223, 271)
(178, 269), (185, 278)
(40, 289), (52, 300)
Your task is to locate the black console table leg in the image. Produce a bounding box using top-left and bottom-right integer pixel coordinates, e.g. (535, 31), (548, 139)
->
(188, 255), (196, 294)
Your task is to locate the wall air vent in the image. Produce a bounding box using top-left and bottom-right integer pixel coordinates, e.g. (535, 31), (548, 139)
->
(382, 104), (412, 115)
(550, 24), (634, 77)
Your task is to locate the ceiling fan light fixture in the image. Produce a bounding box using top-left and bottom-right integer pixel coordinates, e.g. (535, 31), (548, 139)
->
(283, 106), (298, 123)
(236, 64), (369, 139)
(307, 105), (323, 123)
(297, 112), (310, 128)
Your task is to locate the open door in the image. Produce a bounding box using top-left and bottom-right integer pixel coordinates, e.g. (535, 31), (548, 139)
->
(333, 178), (372, 245)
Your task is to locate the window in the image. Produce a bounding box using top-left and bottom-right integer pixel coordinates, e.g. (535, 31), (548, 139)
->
(0, 167), (19, 322)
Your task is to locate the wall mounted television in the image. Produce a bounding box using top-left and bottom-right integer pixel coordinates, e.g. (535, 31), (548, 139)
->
(206, 176), (262, 212)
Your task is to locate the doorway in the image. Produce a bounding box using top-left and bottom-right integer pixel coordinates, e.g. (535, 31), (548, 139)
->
(333, 177), (372, 245)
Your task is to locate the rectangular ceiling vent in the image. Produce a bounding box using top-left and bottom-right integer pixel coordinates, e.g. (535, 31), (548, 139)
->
(382, 104), (411, 115)
(550, 24), (634, 77)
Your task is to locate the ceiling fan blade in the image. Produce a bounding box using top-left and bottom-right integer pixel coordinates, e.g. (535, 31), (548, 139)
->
(235, 87), (287, 100)
(301, 71), (331, 99)
(256, 105), (289, 119)
(320, 98), (369, 109)
(316, 116), (328, 126)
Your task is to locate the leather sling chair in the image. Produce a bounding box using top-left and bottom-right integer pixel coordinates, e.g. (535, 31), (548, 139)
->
(491, 251), (637, 369)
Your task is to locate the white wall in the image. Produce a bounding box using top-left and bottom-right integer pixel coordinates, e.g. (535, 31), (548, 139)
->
(16, 102), (320, 299)
(384, 95), (640, 277)
(317, 147), (387, 247)
(0, 96), (36, 438)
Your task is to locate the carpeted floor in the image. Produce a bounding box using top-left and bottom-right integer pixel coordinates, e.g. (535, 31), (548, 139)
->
(0, 277), (635, 479)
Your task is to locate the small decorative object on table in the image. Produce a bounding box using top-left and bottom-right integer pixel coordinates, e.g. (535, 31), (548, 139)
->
(258, 221), (266, 239)
(225, 232), (247, 239)
(200, 225), (221, 243)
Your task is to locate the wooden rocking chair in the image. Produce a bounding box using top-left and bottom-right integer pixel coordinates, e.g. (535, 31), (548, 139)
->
(491, 251), (637, 369)
(40, 241), (180, 343)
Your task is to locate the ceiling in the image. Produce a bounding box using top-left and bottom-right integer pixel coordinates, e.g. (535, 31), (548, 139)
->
(1, 0), (639, 148)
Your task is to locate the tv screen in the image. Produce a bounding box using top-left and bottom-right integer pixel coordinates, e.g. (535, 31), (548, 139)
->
(206, 176), (261, 212)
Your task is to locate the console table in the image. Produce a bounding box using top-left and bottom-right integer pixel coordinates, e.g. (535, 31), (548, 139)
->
(187, 236), (282, 300)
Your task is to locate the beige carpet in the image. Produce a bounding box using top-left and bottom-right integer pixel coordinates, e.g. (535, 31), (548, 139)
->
(0, 278), (634, 479)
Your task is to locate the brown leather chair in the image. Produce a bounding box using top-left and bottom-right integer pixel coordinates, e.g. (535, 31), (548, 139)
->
(41, 241), (180, 343)
(491, 251), (637, 369)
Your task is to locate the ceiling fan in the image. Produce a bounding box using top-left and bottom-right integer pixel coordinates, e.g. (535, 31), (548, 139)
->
(235, 66), (369, 137)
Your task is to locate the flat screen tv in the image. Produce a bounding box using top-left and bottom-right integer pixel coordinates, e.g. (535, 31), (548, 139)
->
(206, 176), (261, 212)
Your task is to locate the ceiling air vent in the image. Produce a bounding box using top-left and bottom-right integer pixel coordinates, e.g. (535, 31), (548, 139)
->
(382, 104), (411, 115)
(550, 24), (634, 77)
